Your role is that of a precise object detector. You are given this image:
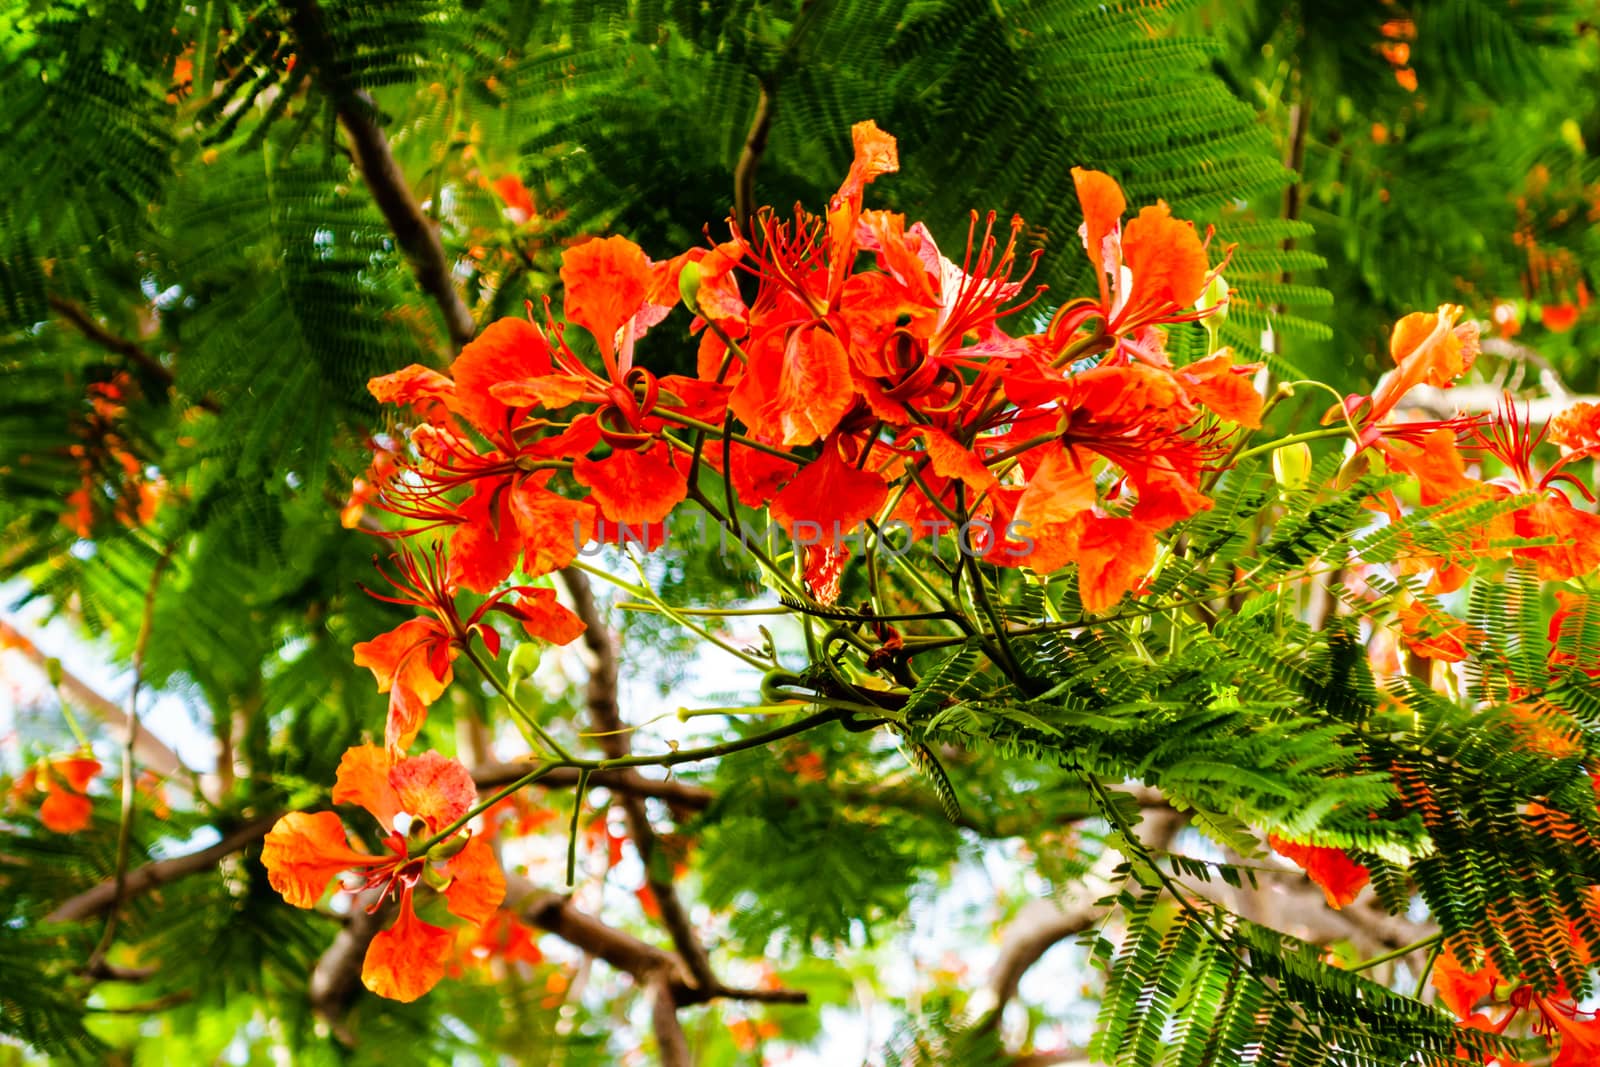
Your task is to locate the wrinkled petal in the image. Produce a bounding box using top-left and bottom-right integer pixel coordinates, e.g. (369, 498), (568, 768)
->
(509, 587), (586, 645)
(353, 618), (454, 754)
(731, 325), (855, 447)
(362, 893), (454, 1002)
(1071, 167), (1127, 301)
(909, 426), (997, 494)
(451, 318), (556, 437)
(1430, 943), (1501, 1020)
(332, 745), (403, 830)
(572, 442), (685, 524)
(1117, 203), (1209, 330)
(1015, 445), (1098, 529)
(1175, 351), (1262, 428)
(509, 479), (597, 577)
(368, 365), (457, 427)
(561, 236), (651, 362)
(449, 478), (524, 593)
(1073, 515), (1158, 614)
(262, 811), (379, 908)
(769, 440), (888, 537)
(443, 835), (507, 926)
(390, 752), (476, 836)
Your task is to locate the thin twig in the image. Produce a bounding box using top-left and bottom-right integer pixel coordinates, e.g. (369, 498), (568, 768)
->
(560, 566), (721, 993)
(85, 541), (176, 973)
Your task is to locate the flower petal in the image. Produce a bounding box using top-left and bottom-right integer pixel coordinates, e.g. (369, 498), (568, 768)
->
(1268, 834), (1370, 909)
(769, 439), (888, 537)
(362, 894), (454, 1002)
(332, 745), (403, 829)
(1071, 167), (1127, 285)
(261, 811), (378, 908)
(510, 587), (587, 645)
(1119, 203), (1209, 325)
(451, 318), (556, 437)
(443, 836), (507, 926)
(39, 790), (94, 834)
(560, 236), (651, 362)
(572, 442), (686, 525)
(390, 752), (477, 835)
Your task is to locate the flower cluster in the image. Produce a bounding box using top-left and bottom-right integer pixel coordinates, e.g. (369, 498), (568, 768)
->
(261, 746), (504, 1001)
(255, 120), (1600, 1026)
(360, 121), (1256, 623)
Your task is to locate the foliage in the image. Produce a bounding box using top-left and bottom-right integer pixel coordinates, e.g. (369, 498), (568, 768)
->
(3, 2), (1600, 1066)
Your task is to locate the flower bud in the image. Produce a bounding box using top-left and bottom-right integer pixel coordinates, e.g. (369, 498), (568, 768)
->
(428, 832), (472, 862)
(678, 260), (702, 315)
(1272, 441), (1312, 493)
(1198, 274), (1230, 321)
(508, 643), (540, 685)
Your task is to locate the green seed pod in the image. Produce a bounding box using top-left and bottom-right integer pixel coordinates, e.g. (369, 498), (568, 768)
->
(678, 260), (702, 314)
(508, 642), (541, 685)
(1272, 441), (1312, 493)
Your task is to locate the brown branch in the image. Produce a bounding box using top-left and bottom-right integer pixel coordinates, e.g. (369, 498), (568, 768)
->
(648, 971), (693, 1067)
(286, 0), (475, 354)
(0, 618), (191, 781)
(733, 85), (774, 233)
(309, 890), (392, 1041)
(47, 294), (219, 412)
(46, 814), (281, 924)
(48, 295), (172, 388)
(472, 762), (716, 814)
(560, 566), (720, 994)
(507, 876), (806, 1008)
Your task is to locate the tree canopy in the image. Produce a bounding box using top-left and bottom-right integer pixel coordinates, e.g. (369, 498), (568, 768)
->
(3, 2), (1600, 1065)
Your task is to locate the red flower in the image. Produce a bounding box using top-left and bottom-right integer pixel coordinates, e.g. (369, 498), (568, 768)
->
(1052, 167), (1220, 365)
(1267, 833), (1370, 909)
(1338, 305), (1481, 446)
(354, 543), (585, 754)
(1471, 397), (1600, 581)
(9, 754), (100, 833)
(260, 745), (506, 1003)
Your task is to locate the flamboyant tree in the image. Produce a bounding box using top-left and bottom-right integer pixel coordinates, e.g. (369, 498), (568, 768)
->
(3, 3), (1600, 1066)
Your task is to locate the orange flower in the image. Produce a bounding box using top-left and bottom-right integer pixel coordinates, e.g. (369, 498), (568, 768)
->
(1056, 167), (1219, 365)
(1397, 597), (1472, 663)
(9, 754), (100, 833)
(492, 175), (535, 225)
(260, 746), (505, 1003)
(1268, 833), (1370, 909)
(354, 542), (584, 754)
(1346, 305), (1480, 445)
(1431, 942), (1502, 1020)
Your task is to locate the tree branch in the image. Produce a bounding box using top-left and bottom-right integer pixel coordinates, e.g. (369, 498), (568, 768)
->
(45, 814), (282, 924)
(286, 0), (475, 354)
(47, 295), (219, 412)
(648, 971), (693, 1067)
(0, 617), (194, 783)
(472, 762), (716, 813)
(560, 566), (720, 994)
(507, 876), (805, 1008)
(733, 85), (774, 233)
(309, 891), (392, 1041)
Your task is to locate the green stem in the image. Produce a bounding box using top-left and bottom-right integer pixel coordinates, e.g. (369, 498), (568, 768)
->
(422, 708), (845, 856)
(462, 643), (574, 762)
(1349, 932), (1443, 973)
(1232, 426), (1352, 465)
